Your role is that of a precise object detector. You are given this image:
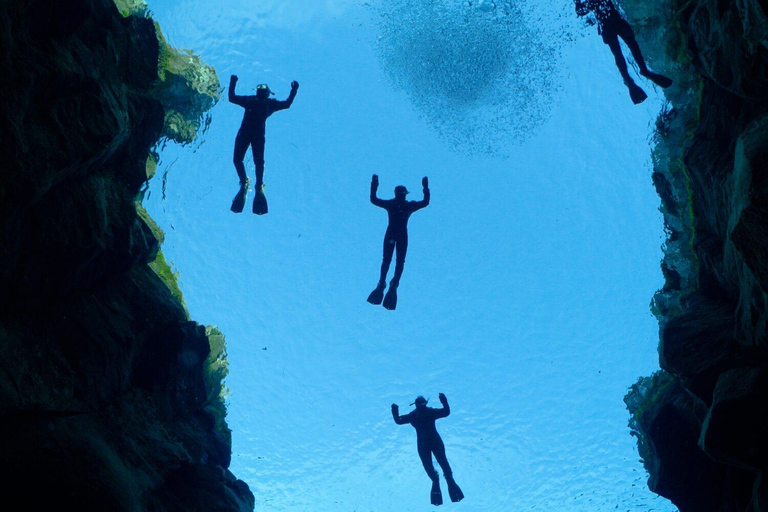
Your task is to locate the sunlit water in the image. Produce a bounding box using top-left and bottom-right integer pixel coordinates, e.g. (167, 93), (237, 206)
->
(144, 0), (677, 510)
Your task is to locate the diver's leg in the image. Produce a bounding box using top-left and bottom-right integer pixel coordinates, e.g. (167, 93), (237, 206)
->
(383, 234), (405, 310)
(432, 438), (452, 477)
(252, 135), (266, 188)
(615, 19), (648, 72)
(391, 234), (408, 287)
(418, 444), (438, 480)
(604, 28), (647, 104)
(433, 438), (464, 502)
(603, 29), (632, 85)
(418, 443), (443, 506)
(618, 19), (674, 88)
(233, 131), (249, 184)
(380, 233), (395, 285)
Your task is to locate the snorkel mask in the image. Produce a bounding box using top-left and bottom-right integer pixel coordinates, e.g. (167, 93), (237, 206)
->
(255, 84), (274, 98)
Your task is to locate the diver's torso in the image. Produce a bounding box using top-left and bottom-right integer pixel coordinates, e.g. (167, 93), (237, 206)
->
(409, 408), (441, 442)
(386, 200), (415, 234)
(239, 98), (277, 133)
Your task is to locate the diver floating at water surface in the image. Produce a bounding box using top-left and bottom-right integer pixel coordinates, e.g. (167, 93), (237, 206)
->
(367, 174), (430, 310)
(392, 394), (464, 506)
(228, 75), (299, 214)
(575, 0), (672, 104)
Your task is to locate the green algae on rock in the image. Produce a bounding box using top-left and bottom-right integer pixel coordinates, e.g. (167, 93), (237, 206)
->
(114, 0), (222, 145)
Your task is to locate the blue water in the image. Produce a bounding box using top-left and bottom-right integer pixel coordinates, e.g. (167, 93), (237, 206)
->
(144, 1), (676, 510)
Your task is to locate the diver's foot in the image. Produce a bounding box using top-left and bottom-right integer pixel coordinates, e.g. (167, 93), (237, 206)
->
(231, 179), (250, 214)
(628, 83), (648, 104)
(430, 481), (443, 506)
(366, 282), (386, 305)
(382, 282), (398, 311)
(641, 69), (673, 88)
(445, 475), (464, 503)
(253, 183), (268, 215)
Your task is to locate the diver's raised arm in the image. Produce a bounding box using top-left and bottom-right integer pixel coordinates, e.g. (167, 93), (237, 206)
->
(435, 392), (450, 419)
(273, 80), (299, 111)
(370, 174), (387, 208)
(228, 75), (247, 107)
(411, 176), (430, 211)
(392, 403), (409, 425)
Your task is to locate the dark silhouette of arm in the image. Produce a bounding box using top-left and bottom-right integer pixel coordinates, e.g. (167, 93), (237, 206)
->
(574, 0), (589, 16)
(370, 174), (387, 208)
(410, 176), (430, 212)
(272, 80), (299, 112)
(392, 404), (410, 425)
(228, 75), (247, 107)
(434, 393), (450, 419)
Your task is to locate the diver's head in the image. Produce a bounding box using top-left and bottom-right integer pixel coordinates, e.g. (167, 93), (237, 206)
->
(255, 84), (272, 99)
(394, 185), (408, 199)
(413, 396), (428, 409)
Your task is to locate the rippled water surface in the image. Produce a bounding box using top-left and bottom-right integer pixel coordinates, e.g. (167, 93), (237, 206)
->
(144, 0), (677, 509)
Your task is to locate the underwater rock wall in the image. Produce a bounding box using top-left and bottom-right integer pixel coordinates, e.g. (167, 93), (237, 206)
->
(619, 0), (768, 510)
(0, 0), (252, 510)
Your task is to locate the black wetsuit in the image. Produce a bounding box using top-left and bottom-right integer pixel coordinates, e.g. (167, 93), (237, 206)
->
(393, 402), (453, 481)
(575, 0), (650, 85)
(229, 81), (296, 186)
(371, 184), (430, 287)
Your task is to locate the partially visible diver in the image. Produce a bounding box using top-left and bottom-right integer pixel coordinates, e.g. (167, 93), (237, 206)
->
(575, 0), (672, 104)
(228, 75), (299, 214)
(367, 174), (430, 310)
(392, 394), (464, 506)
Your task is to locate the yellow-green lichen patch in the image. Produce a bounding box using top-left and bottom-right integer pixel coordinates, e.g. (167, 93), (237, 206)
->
(113, 0), (148, 18)
(204, 326), (232, 446)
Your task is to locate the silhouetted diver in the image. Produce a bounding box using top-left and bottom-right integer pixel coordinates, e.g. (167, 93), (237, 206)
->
(228, 75), (299, 214)
(392, 394), (464, 506)
(575, 0), (672, 104)
(367, 174), (430, 310)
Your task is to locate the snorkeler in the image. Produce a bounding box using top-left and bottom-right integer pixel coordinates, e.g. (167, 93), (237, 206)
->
(575, 0), (672, 104)
(367, 174), (430, 310)
(392, 394), (464, 506)
(228, 75), (299, 214)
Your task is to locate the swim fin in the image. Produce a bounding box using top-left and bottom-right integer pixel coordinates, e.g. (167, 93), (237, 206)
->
(230, 180), (249, 213)
(628, 83), (647, 104)
(445, 475), (464, 503)
(382, 284), (398, 311)
(367, 282), (386, 305)
(253, 183), (268, 215)
(430, 480), (443, 506)
(641, 70), (673, 88)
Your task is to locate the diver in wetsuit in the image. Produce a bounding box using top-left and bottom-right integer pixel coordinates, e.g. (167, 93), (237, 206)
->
(392, 394), (464, 506)
(575, 0), (672, 104)
(228, 75), (299, 214)
(367, 174), (430, 310)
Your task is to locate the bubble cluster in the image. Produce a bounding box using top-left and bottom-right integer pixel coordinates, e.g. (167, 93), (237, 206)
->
(373, 0), (564, 155)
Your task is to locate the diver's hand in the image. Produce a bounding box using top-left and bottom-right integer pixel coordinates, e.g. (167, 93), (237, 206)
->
(230, 75), (238, 83)
(422, 176), (429, 189)
(372, 174), (379, 188)
(291, 80), (299, 91)
(438, 393), (447, 404)
(391, 403), (399, 413)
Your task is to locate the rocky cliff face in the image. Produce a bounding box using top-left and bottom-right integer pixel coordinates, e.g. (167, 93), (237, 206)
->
(0, 0), (253, 509)
(619, 0), (768, 510)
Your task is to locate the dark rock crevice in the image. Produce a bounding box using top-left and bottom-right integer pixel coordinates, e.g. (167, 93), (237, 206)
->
(620, 0), (768, 509)
(0, 0), (252, 509)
